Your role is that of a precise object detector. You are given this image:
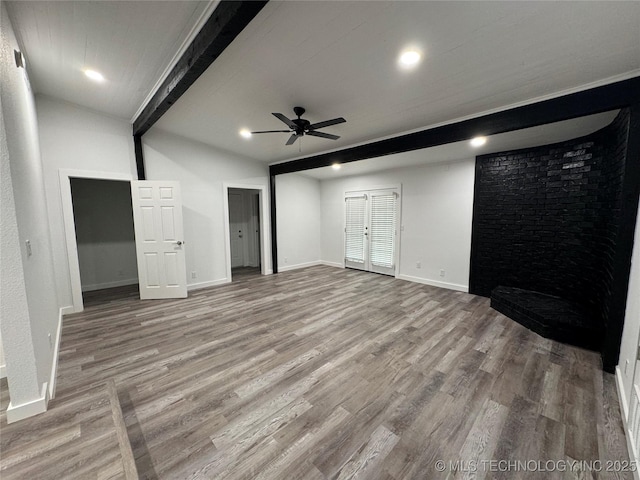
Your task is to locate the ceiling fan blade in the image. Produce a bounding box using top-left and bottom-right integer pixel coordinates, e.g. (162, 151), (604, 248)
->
(307, 117), (346, 130)
(306, 130), (340, 141)
(250, 130), (291, 134)
(272, 113), (297, 129)
(285, 133), (300, 145)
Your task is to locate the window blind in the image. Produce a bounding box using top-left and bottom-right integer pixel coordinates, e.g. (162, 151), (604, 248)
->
(370, 193), (396, 268)
(345, 196), (366, 263)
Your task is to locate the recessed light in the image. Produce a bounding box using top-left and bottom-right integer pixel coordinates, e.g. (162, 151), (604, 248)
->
(331, 163), (341, 170)
(239, 129), (252, 139)
(470, 136), (487, 147)
(398, 50), (422, 68)
(83, 69), (105, 82)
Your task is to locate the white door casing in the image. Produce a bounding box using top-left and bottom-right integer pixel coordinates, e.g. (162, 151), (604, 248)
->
(60, 169), (134, 313)
(131, 181), (187, 299)
(344, 187), (399, 276)
(222, 182), (270, 281)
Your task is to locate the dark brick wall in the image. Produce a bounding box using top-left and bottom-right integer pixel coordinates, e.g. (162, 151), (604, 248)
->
(470, 110), (630, 328)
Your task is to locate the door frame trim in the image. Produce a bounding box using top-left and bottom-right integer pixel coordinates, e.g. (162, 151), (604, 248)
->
(59, 169), (134, 313)
(222, 183), (270, 281)
(343, 184), (402, 277)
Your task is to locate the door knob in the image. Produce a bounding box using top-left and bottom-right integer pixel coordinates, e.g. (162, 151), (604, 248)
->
(175, 241), (183, 246)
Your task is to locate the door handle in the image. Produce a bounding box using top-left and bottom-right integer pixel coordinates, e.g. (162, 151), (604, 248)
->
(239, 235), (243, 238)
(175, 241), (183, 246)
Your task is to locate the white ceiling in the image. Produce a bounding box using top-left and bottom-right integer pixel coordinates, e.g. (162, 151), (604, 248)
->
(6, 1), (639, 164)
(152, 1), (640, 164)
(6, 0), (212, 119)
(301, 110), (619, 180)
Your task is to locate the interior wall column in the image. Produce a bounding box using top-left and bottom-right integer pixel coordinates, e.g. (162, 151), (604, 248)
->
(603, 103), (640, 371)
(270, 173), (278, 273)
(133, 134), (145, 180)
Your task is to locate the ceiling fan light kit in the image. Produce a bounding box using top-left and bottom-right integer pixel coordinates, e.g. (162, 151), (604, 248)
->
(251, 106), (346, 145)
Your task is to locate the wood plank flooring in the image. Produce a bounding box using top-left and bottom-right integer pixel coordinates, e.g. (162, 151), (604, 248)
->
(0, 266), (632, 479)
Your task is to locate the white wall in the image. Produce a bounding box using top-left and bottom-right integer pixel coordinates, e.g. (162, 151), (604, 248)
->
(36, 96), (137, 308)
(616, 197), (640, 418)
(276, 174), (322, 271)
(1, 3), (59, 416)
(143, 128), (271, 286)
(0, 334), (5, 379)
(71, 178), (138, 291)
(320, 159), (475, 290)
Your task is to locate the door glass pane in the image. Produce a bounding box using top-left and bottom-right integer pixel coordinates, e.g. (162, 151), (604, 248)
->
(345, 196), (366, 263)
(370, 193), (396, 268)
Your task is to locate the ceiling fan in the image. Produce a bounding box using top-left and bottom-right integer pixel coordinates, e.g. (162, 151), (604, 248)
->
(251, 107), (346, 145)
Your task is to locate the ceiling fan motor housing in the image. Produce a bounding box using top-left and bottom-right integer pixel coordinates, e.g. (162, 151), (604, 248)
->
(292, 118), (311, 135)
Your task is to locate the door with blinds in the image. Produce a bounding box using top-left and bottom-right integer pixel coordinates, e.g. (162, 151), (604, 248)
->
(344, 188), (399, 276)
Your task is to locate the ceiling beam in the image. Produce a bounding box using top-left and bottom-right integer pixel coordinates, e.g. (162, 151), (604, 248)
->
(132, 0), (268, 137)
(269, 76), (640, 176)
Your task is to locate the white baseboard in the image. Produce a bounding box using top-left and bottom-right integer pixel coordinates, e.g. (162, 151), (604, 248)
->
(320, 260), (344, 269)
(6, 382), (48, 424)
(48, 309), (64, 399)
(60, 305), (75, 316)
(278, 260), (323, 272)
(396, 274), (469, 293)
(81, 278), (138, 292)
(617, 365), (630, 421)
(0, 364), (6, 379)
(187, 278), (230, 292)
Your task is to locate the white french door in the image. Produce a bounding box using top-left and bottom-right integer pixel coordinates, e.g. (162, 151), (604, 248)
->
(344, 188), (399, 276)
(131, 181), (187, 299)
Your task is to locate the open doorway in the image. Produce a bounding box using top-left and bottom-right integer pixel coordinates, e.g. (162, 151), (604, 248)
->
(70, 178), (139, 306)
(228, 188), (261, 281)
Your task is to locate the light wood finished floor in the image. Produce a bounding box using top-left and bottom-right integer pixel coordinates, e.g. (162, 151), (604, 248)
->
(0, 266), (632, 479)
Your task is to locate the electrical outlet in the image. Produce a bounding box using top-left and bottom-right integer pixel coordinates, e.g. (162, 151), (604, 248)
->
(191, 271), (197, 279)
(439, 269), (445, 277)
(118, 269), (124, 277)
(284, 257), (288, 264)
(416, 261), (421, 269)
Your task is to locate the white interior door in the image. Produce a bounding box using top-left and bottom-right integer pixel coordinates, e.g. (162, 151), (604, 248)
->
(248, 193), (261, 267)
(228, 192), (245, 268)
(131, 181), (187, 299)
(344, 189), (398, 276)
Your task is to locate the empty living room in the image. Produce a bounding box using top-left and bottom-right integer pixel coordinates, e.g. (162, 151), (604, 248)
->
(2, 1), (640, 479)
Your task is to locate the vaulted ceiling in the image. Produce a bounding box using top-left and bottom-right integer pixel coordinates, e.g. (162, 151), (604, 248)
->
(6, 0), (212, 119)
(6, 1), (640, 166)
